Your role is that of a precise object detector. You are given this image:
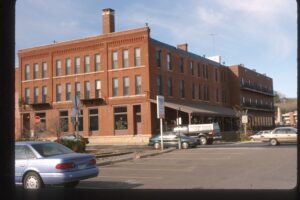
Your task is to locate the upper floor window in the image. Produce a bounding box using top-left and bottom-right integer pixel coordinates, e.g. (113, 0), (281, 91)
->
(84, 81), (90, 99)
(112, 51), (118, 69)
(134, 48), (141, 66)
(95, 54), (101, 71)
(42, 62), (47, 78)
(25, 64), (30, 80)
(33, 63), (39, 79)
(56, 60), (61, 76)
(56, 84), (62, 102)
(179, 57), (184, 73)
(156, 50), (162, 67)
(123, 77), (129, 96)
(190, 61), (194, 76)
(123, 50), (129, 68)
(25, 88), (30, 104)
(95, 80), (101, 98)
(199, 84), (202, 100)
(168, 78), (173, 97)
(197, 63), (201, 77)
(75, 57), (80, 74)
(167, 53), (172, 70)
(84, 56), (90, 73)
(34, 87), (39, 103)
(135, 75), (142, 95)
(75, 82), (80, 98)
(215, 68), (219, 82)
(192, 83), (196, 99)
(157, 75), (163, 95)
(216, 88), (219, 102)
(203, 64), (209, 79)
(179, 80), (185, 98)
(42, 86), (47, 103)
(112, 78), (118, 96)
(66, 58), (71, 75)
(66, 83), (71, 101)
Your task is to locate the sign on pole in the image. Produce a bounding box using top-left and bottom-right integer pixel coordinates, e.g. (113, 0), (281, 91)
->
(242, 115), (248, 124)
(157, 95), (165, 119)
(157, 95), (165, 151)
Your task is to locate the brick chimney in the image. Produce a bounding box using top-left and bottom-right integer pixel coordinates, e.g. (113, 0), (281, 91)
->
(177, 43), (188, 51)
(102, 8), (115, 34)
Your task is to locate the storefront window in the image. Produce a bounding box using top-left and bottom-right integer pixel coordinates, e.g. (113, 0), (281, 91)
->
(114, 107), (128, 130)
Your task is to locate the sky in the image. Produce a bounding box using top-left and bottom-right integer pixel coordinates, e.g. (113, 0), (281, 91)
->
(16, 0), (297, 98)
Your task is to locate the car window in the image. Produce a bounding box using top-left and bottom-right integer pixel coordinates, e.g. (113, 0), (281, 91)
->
(31, 142), (73, 157)
(25, 146), (36, 159)
(15, 145), (27, 160)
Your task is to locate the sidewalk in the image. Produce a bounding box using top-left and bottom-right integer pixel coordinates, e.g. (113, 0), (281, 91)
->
(86, 144), (176, 166)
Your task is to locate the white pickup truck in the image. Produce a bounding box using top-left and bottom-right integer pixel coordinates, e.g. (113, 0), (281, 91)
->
(173, 123), (222, 145)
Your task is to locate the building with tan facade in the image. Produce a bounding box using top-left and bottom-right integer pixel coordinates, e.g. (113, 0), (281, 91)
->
(16, 8), (274, 142)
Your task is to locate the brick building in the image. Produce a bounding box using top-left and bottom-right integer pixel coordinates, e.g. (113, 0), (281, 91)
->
(228, 65), (275, 131)
(16, 8), (274, 141)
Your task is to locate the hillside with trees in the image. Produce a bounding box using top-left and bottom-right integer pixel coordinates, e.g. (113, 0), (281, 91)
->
(274, 91), (297, 113)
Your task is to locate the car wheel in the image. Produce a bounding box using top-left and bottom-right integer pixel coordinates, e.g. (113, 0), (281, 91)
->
(23, 172), (43, 190)
(181, 142), (189, 149)
(154, 142), (161, 149)
(64, 181), (79, 188)
(199, 136), (207, 145)
(270, 138), (278, 146)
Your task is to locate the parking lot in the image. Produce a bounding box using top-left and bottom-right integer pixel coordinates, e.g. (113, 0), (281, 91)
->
(79, 143), (297, 189)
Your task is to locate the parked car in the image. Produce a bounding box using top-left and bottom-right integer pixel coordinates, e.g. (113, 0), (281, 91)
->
(15, 141), (99, 189)
(148, 131), (199, 149)
(261, 127), (297, 146)
(249, 130), (271, 141)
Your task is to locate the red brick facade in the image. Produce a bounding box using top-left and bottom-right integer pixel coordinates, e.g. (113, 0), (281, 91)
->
(15, 8), (274, 140)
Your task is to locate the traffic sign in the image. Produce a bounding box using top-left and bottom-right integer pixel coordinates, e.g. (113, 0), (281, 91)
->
(157, 95), (165, 119)
(34, 116), (41, 124)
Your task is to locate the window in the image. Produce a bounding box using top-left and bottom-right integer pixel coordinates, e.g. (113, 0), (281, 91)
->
(167, 53), (172, 70)
(179, 57), (184, 73)
(42, 62), (47, 78)
(84, 81), (90, 99)
(157, 75), (163, 95)
(25, 64), (30, 80)
(15, 145), (36, 160)
(123, 77), (129, 96)
(112, 51), (118, 69)
(75, 57), (80, 74)
(114, 106), (128, 130)
(75, 82), (81, 98)
(156, 50), (162, 67)
(192, 83), (196, 99)
(56, 60), (61, 76)
(222, 90), (227, 103)
(56, 84), (61, 102)
(25, 88), (30, 104)
(216, 88), (219, 102)
(198, 63), (201, 77)
(66, 58), (71, 75)
(190, 61), (194, 75)
(78, 110), (83, 131)
(59, 110), (68, 132)
(203, 64), (209, 79)
(95, 54), (101, 71)
(134, 48), (141, 66)
(42, 86), (47, 103)
(179, 80), (185, 98)
(33, 63), (38, 79)
(135, 75), (142, 95)
(123, 50), (129, 68)
(34, 87), (39, 103)
(84, 55), (90, 73)
(204, 85), (209, 101)
(66, 83), (71, 101)
(89, 109), (99, 131)
(95, 80), (101, 98)
(215, 68), (219, 82)
(168, 78), (173, 96)
(199, 84), (202, 100)
(112, 78), (118, 97)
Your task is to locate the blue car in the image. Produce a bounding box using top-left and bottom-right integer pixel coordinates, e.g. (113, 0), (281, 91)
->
(15, 141), (99, 189)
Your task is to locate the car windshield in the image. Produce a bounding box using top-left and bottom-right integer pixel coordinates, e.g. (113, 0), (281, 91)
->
(31, 142), (74, 157)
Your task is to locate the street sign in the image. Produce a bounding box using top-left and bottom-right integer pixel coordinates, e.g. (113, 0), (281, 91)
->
(242, 115), (248, 124)
(157, 95), (165, 119)
(72, 96), (81, 109)
(34, 116), (41, 124)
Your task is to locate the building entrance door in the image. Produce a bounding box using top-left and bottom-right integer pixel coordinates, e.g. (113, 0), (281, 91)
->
(133, 105), (141, 135)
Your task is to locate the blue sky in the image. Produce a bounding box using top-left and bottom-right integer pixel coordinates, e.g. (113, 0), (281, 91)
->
(16, 0), (297, 98)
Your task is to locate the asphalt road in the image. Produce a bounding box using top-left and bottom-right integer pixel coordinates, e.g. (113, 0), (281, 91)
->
(78, 142), (297, 189)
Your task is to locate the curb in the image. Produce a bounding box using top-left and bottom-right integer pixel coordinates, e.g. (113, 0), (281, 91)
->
(96, 147), (176, 166)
